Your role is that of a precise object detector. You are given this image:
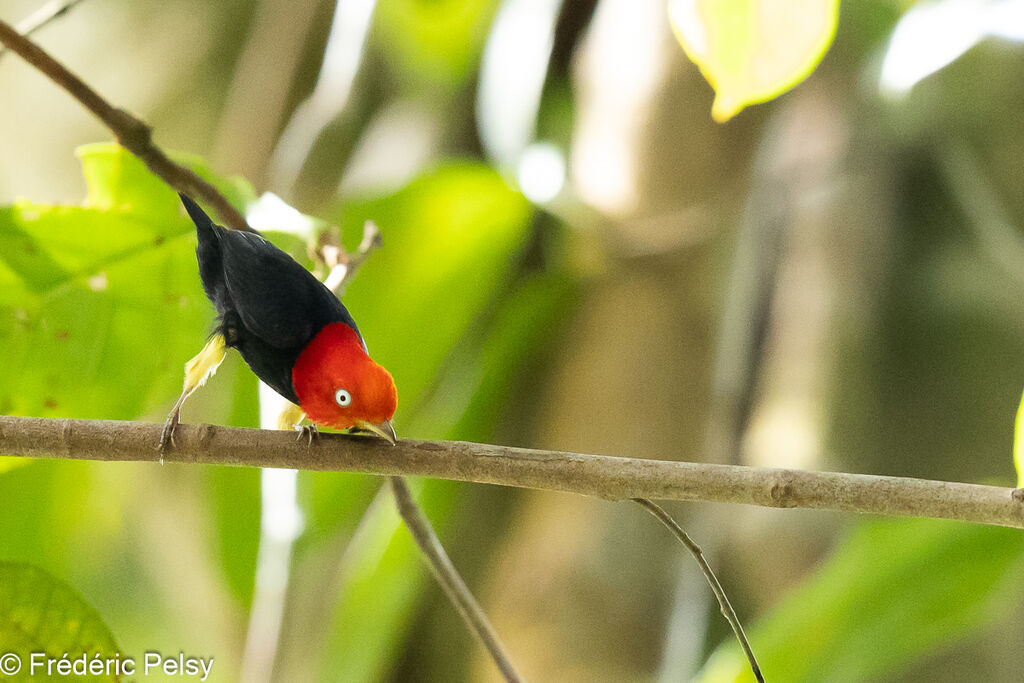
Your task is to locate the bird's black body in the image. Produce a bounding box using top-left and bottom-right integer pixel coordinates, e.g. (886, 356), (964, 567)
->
(181, 194), (363, 404)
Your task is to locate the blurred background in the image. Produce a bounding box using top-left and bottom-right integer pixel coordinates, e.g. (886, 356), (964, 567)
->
(1, 0), (1023, 680)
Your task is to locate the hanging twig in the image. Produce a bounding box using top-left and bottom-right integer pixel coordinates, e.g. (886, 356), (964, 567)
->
(632, 498), (764, 682)
(390, 477), (523, 682)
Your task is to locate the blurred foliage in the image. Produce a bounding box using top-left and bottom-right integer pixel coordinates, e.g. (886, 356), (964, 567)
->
(0, 561), (120, 683)
(0, 138), (559, 680)
(699, 519), (1024, 682)
(374, 0), (500, 91)
(334, 161), (532, 420)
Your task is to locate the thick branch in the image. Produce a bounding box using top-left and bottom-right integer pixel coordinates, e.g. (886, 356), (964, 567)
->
(2, 415), (1022, 528)
(0, 19), (254, 233)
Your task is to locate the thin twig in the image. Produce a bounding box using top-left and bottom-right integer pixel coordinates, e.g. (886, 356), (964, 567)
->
(633, 498), (764, 682)
(390, 477), (523, 682)
(321, 220), (382, 294)
(340, 220), (382, 288)
(0, 18), (254, 233)
(2, 416), (1023, 528)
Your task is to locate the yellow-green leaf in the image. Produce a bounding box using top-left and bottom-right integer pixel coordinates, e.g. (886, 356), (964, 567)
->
(668, 0), (840, 122)
(1015, 388), (1024, 487)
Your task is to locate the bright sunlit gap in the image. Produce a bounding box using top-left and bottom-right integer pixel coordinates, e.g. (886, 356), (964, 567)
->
(517, 142), (566, 204)
(246, 192), (317, 237)
(476, 0), (563, 168)
(880, 0), (1024, 97)
(572, 0), (670, 214)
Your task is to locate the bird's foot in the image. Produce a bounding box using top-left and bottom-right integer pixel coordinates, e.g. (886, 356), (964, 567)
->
(296, 424), (319, 446)
(158, 410), (181, 464)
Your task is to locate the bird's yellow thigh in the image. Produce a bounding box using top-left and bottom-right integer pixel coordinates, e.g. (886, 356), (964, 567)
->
(276, 402), (306, 431)
(183, 334), (227, 395)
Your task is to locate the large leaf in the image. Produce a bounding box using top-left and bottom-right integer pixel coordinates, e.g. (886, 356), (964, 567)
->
(669, 0), (840, 122)
(0, 143), (255, 422)
(697, 518), (1024, 682)
(0, 144), (262, 640)
(0, 562), (120, 682)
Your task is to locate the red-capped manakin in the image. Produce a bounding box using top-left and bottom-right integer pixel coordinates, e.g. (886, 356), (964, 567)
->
(160, 194), (397, 450)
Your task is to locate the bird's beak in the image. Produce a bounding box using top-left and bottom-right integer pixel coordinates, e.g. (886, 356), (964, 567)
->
(356, 419), (397, 445)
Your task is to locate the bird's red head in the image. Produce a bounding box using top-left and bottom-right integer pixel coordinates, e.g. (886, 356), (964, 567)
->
(292, 322), (397, 440)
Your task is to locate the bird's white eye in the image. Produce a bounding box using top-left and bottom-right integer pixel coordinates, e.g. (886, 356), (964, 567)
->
(334, 388), (352, 407)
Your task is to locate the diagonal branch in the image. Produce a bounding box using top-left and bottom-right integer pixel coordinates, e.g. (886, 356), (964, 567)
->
(390, 477), (522, 682)
(1, 415), (1022, 529)
(0, 18), (254, 233)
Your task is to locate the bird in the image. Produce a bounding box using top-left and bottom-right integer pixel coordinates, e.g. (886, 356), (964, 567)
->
(160, 193), (397, 451)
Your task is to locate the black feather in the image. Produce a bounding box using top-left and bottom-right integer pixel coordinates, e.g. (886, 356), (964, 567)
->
(180, 194), (363, 403)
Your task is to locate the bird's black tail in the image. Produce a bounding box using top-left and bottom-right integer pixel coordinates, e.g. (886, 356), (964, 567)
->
(180, 193), (226, 305)
(179, 193), (220, 244)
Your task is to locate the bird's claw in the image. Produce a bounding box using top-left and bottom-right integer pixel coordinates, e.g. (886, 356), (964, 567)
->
(296, 424), (319, 446)
(158, 411), (180, 464)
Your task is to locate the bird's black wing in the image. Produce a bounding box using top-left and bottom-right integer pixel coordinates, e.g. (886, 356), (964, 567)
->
(217, 228), (362, 350)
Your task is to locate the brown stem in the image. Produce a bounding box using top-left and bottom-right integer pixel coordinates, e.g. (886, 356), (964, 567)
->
(0, 19), (254, 233)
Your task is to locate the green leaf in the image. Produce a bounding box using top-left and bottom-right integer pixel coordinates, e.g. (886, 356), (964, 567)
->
(203, 466), (262, 606)
(668, 0), (840, 122)
(696, 518), (1024, 682)
(77, 142), (256, 216)
(0, 144), (252, 422)
(0, 458), (30, 476)
(0, 562), (120, 682)
(1016, 388), (1024, 487)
